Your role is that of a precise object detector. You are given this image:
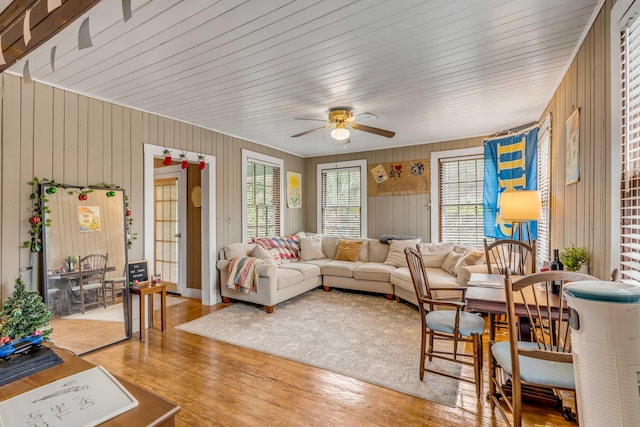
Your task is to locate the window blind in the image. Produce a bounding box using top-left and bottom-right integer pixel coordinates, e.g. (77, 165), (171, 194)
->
(621, 15), (640, 283)
(321, 166), (361, 238)
(537, 116), (551, 265)
(246, 158), (280, 239)
(439, 155), (484, 246)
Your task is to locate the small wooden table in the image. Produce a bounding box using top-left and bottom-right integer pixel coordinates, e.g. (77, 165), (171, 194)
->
(129, 282), (167, 341)
(0, 346), (179, 426)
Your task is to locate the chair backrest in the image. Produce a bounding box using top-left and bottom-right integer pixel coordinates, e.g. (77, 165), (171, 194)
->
(404, 245), (434, 312)
(484, 239), (536, 276)
(503, 269), (597, 374)
(79, 253), (108, 284)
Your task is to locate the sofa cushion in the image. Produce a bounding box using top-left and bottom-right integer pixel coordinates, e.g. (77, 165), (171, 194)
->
(322, 236), (340, 259)
(335, 239), (363, 262)
(384, 239), (421, 267)
(421, 242), (456, 267)
(391, 267), (460, 300)
(251, 244), (280, 265)
(299, 258), (332, 267)
(441, 251), (462, 274)
(354, 262), (397, 282)
(280, 262), (322, 281)
(368, 239), (390, 263)
(224, 243), (255, 260)
(299, 235), (325, 261)
(276, 268), (303, 290)
(322, 260), (363, 278)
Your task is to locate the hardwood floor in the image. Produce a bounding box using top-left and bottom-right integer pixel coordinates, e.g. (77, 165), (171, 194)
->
(78, 296), (576, 426)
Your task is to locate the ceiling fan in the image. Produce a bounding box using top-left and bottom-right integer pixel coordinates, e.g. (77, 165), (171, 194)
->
(291, 107), (396, 142)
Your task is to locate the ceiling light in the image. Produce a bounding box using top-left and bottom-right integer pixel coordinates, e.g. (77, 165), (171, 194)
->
(331, 127), (350, 141)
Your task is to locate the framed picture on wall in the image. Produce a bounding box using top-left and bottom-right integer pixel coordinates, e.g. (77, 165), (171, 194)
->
(565, 108), (580, 185)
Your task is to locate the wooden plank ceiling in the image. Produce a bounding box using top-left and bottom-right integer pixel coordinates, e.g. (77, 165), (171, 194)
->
(5, 0), (601, 157)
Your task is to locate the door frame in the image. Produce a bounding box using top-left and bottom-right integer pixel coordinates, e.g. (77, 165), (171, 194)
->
(143, 143), (218, 305)
(153, 165), (187, 296)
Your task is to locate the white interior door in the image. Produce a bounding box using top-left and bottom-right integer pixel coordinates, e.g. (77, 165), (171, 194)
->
(154, 166), (187, 294)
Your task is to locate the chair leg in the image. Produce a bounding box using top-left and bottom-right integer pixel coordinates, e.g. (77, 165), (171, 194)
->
(80, 289), (85, 314)
(489, 342), (496, 408)
(427, 331), (434, 362)
(419, 331), (428, 380)
(102, 286), (107, 309)
(473, 333), (483, 398)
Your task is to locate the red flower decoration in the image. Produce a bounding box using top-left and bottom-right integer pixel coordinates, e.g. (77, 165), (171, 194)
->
(29, 216), (41, 225)
(1, 336), (10, 344)
(395, 165), (402, 170)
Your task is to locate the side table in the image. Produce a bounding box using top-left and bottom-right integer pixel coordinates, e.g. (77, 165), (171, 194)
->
(129, 282), (167, 341)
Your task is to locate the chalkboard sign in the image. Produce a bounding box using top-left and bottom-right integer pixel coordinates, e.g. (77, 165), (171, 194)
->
(127, 260), (148, 285)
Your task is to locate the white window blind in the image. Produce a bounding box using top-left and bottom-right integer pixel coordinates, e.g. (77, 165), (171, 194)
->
(321, 166), (362, 237)
(246, 158), (280, 239)
(537, 116), (551, 265)
(439, 155), (484, 246)
(620, 15), (640, 283)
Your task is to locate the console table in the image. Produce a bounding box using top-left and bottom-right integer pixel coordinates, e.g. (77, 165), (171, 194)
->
(0, 346), (179, 426)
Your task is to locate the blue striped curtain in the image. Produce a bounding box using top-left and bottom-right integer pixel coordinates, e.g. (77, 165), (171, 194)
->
(483, 128), (538, 239)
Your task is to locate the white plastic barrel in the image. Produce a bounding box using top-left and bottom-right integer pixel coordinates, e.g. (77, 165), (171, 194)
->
(564, 281), (640, 427)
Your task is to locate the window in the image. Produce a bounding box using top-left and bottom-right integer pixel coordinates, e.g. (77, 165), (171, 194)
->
(619, 8), (640, 283)
(537, 115), (551, 266)
(317, 160), (367, 238)
(242, 150), (283, 242)
(431, 147), (484, 246)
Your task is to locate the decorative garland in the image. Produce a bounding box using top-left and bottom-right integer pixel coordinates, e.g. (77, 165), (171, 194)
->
(23, 177), (137, 253)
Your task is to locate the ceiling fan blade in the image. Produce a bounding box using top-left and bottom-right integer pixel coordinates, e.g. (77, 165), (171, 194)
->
(351, 123), (395, 138)
(291, 126), (328, 138)
(346, 112), (378, 123)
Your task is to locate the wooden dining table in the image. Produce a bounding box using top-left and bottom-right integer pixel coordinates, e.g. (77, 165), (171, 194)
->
(465, 273), (565, 341)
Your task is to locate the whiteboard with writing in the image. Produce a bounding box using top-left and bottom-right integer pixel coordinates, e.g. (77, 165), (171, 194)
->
(0, 366), (138, 427)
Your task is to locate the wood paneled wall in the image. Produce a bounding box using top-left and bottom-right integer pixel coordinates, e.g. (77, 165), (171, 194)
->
(0, 0), (615, 299)
(541, 3), (611, 279)
(0, 73), (304, 300)
(304, 137), (484, 241)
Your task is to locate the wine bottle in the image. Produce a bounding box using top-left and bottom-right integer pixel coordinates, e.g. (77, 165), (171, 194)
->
(549, 249), (563, 294)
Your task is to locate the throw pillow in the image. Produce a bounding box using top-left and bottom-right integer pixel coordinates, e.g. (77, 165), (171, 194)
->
(253, 236), (300, 262)
(421, 242), (456, 267)
(251, 244), (280, 265)
(300, 236), (325, 261)
(384, 239), (421, 268)
(441, 251), (462, 275)
(334, 239), (363, 262)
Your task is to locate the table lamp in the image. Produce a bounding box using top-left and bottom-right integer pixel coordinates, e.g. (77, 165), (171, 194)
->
(499, 190), (541, 241)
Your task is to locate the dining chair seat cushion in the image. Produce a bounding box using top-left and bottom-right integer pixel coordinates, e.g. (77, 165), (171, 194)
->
(70, 282), (103, 292)
(491, 341), (575, 389)
(425, 310), (484, 337)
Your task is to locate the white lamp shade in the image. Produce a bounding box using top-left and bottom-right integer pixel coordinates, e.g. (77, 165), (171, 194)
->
(499, 190), (541, 221)
(331, 127), (350, 141)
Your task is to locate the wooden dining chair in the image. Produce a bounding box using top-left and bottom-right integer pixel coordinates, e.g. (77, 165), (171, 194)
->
(104, 265), (127, 304)
(489, 269), (597, 427)
(484, 239), (536, 276)
(69, 253), (108, 314)
(404, 245), (485, 398)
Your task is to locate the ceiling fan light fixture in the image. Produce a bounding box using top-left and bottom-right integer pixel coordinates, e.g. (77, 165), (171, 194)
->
(331, 127), (350, 141)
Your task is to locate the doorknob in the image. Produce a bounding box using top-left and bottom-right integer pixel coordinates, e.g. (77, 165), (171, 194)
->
(175, 233), (182, 238)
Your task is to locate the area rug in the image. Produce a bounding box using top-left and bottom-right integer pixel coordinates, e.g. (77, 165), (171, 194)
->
(176, 289), (462, 407)
(63, 295), (186, 322)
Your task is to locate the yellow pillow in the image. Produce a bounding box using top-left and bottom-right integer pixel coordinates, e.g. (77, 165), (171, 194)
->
(334, 239), (363, 262)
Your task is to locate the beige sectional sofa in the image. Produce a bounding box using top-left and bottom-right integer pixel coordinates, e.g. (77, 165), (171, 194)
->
(217, 235), (486, 313)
